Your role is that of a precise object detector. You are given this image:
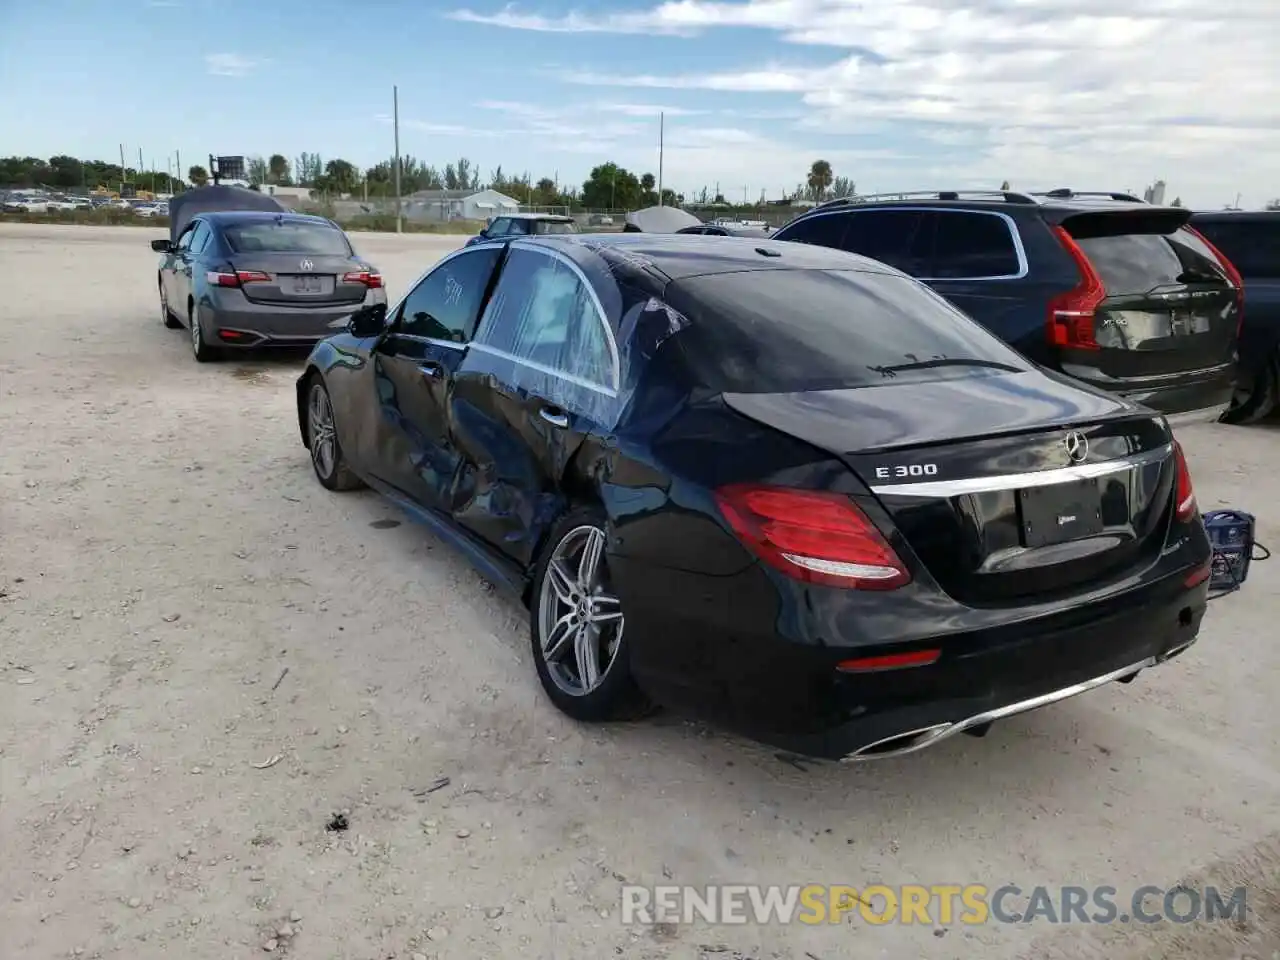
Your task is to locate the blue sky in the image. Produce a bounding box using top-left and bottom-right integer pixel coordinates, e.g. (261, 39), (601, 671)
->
(2, 0), (1276, 207)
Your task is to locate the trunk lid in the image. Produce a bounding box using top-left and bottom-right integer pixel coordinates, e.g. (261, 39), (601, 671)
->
(1060, 210), (1239, 378)
(229, 253), (370, 306)
(723, 372), (1177, 605)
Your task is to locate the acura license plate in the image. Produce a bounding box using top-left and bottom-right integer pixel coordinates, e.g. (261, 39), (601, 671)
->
(285, 274), (330, 295)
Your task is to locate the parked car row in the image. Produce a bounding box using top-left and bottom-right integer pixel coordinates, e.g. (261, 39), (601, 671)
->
(2, 190), (172, 215)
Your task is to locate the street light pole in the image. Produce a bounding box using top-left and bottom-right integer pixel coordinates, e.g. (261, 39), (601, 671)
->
(657, 111), (664, 207)
(393, 85), (402, 234)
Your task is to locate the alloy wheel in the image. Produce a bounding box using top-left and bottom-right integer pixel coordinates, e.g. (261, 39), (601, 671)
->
(538, 525), (625, 696)
(308, 383), (338, 480)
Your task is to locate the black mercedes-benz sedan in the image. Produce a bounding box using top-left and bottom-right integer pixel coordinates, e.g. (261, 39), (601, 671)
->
(296, 233), (1212, 761)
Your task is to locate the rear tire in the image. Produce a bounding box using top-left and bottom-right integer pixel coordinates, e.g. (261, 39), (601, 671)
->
(529, 506), (648, 723)
(1220, 354), (1279, 425)
(159, 281), (181, 329)
(306, 376), (365, 492)
(189, 302), (220, 363)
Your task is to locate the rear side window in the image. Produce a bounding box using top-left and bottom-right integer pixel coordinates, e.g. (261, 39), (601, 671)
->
(666, 268), (1030, 394)
(224, 220), (351, 255)
(1074, 227), (1231, 295)
(1193, 220), (1280, 279)
(777, 213), (847, 248)
(930, 211), (1021, 278)
(840, 210), (931, 274)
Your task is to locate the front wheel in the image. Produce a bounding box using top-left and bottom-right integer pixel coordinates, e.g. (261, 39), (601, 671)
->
(529, 508), (646, 722)
(306, 377), (365, 491)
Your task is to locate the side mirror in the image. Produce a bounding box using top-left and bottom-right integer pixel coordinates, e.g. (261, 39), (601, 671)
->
(150, 238), (172, 253)
(348, 302), (388, 338)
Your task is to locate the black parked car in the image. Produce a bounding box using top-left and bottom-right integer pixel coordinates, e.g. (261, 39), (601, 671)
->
(1189, 210), (1280, 423)
(153, 185), (386, 362)
(297, 234), (1211, 761)
(773, 189), (1243, 423)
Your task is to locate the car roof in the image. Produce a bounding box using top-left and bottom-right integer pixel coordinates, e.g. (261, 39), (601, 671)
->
(1190, 210), (1279, 224)
(479, 233), (903, 283)
(196, 210), (338, 227)
(503, 212), (574, 221)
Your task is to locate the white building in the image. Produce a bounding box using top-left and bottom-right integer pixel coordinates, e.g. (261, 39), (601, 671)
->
(405, 188), (520, 222)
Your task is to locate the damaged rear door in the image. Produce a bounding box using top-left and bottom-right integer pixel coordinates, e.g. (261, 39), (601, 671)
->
(446, 242), (624, 567)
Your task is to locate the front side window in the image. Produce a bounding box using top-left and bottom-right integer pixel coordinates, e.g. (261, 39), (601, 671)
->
(486, 218), (510, 237)
(534, 220), (579, 235)
(188, 221), (212, 254)
(776, 213), (847, 248)
(839, 210), (932, 275)
(396, 247), (503, 342)
(474, 247), (615, 390)
(176, 224), (197, 251)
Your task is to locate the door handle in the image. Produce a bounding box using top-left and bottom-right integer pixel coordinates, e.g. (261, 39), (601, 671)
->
(419, 361), (442, 379)
(539, 406), (569, 428)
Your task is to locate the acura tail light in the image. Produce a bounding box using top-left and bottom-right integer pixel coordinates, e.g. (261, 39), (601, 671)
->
(1047, 225), (1106, 351)
(343, 271), (384, 288)
(1183, 225), (1245, 338)
(1173, 440), (1197, 522)
(714, 484), (911, 590)
(207, 269), (271, 287)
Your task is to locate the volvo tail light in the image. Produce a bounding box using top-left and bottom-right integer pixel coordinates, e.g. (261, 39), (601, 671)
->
(1183, 225), (1245, 338)
(714, 484), (911, 590)
(1047, 225), (1106, 351)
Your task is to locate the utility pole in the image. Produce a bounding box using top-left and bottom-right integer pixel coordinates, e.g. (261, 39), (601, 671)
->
(393, 84), (402, 234)
(176, 150), (181, 188)
(657, 111), (664, 207)
(119, 143), (126, 174)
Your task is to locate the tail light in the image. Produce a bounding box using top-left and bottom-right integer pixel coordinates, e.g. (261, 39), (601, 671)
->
(343, 271), (384, 288)
(1173, 440), (1197, 522)
(713, 484), (910, 590)
(1183, 225), (1244, 338)
(207, 269), (271, 287)
(1047, 225), (1106, 350)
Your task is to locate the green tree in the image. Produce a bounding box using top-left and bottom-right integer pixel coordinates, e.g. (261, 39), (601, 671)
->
(188, 165), (209, 187)
(829, 176), (856, 199)
(1000, 180), (1011, 190)
(1171, 196), (1183, 207)
(247, 156), (267, 185)
(807, 159), (833, 201)
(581, 162), (641, 210)
(316, 158), (358, 195)
(267, 154), (291, 184)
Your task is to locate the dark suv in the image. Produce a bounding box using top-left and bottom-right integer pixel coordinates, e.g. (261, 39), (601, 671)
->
(1188, 210), (1280, 423)
(773, 189), (1243, 422)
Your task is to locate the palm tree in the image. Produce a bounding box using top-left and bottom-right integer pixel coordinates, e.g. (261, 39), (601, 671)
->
(807, 160), (833, 201)
(268, 154), (291, 185)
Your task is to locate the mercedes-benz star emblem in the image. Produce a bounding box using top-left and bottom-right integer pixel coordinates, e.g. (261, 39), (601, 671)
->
(1063, 431), (1089, 464)
(299, 259), (314, 271)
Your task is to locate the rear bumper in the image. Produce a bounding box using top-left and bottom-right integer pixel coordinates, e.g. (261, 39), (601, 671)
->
(618, 551), (1210, 762)
(1061, 360), (1235, 419)
(200, 288), (387, 347)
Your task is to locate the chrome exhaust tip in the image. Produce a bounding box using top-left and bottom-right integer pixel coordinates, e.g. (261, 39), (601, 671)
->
(844, 723), (954, 761)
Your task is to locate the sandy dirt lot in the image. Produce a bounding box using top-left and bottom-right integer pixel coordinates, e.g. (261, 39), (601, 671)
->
(2, 222), (1279, 960)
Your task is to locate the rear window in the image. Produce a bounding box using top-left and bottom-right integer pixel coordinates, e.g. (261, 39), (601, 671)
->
(1072, 225), (1230, 296)
(1192, 219), (1280, 279)
(665, 268), (1031, 394)
(223, 220), (351, 255)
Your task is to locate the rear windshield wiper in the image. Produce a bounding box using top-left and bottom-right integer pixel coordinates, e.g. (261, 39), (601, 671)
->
(1175, 268), (1228, 286)
(869, 357), (1024, 377)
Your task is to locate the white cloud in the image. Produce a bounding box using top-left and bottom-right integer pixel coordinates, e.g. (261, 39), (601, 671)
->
(203, 53), (260, 77)
(448, 0), (1280, 206)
